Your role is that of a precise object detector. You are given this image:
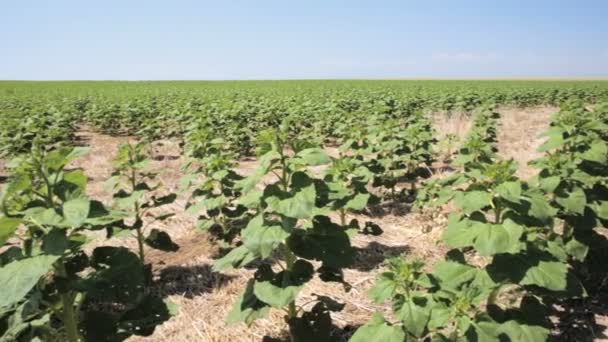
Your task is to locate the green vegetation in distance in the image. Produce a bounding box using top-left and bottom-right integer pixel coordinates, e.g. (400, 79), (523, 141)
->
(0, 80), (607, 341)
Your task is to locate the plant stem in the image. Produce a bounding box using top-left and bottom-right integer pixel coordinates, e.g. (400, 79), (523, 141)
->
(281, 240), (297, 317)
(340, 209), (346, 227)
(135, 219), (145, 264)
(61, 292), (80, 342)
(494, 201), (501, 224)
(57, 262), (80, 342)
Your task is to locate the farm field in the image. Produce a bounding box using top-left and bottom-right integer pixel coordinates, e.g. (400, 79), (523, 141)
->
(1, 80), (607, 342)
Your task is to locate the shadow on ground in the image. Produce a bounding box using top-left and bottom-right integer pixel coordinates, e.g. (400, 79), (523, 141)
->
(550, 231), (608, 341)
(151, 263), (235, 299)
(350, 241), (410, 272)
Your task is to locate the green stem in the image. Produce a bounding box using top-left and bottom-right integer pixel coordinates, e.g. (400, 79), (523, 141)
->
(282, 245), (298, 319)
(340, 209), (346, 227)
(494, 200), (501, 224)
(57, 262), (80, 342)
(61, 292), (80, 342)
(135, 218), (145, 264)
(128, 152), (146, 264)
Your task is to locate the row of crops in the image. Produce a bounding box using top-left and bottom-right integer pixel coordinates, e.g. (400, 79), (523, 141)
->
(0, 81), (607, 341)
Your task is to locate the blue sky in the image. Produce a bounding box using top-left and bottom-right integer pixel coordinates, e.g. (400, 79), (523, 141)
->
(1, 0), (607, 80)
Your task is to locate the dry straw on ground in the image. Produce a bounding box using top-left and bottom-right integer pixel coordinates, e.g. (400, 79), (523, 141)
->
(1, 107), (606, 341)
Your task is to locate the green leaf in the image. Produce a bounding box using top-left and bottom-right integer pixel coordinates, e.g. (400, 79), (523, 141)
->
(27, 208), (64, 228)
(62, 169), (88, 194)
(581, 140), (607, 163)
(294, 148), (331, 166)
(237, 189), (263, 209)
(454, 191), (493, 215)
(474, 221), (522, 256)
(499, 321), (550, 341)
(41, 228), (69, 255)
(0, 217), (21, 245)
(442, 215), (481, 249)
(236, 151), (280, 193)
(0, 255), (59, 308)
(527, 194), (558, 221)
(396, 298), (430, 337)
(368, 272), (397, 303)
(344, 193), (370, 211)
(114, 190), (146, 210)
(495, 181), (521, 203)
(266, 185), (316, 219)
(565, 238), (589, 261)
(538, 176), (561, 193)
(288, 216), (354, 269)
(227, 280), (270, 325)
(521, 261), (567, 291)
(556, 187), (587, 214)
(61, 197), (91, 227)
(213, 245), (256, 272)
(253, 261), (314, 308)
(432, 261), (477, 289)
(538, 129), (565, 152)
(350, 313), (405, 342)
(241, 216), (288, 258)
(595, 201), (608, 220)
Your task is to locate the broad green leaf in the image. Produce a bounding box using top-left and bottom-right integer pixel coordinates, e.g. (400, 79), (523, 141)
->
(442, 215), (481, 249)
(350, 313), (405, 342)
(368, 272), (397, 303)
(62, 169), (88, 193)
(266, 185), (316, 219)
(344, 193), (370, 211)
(495, 181), (521, 203)
(581, 140), (607, 163)
(454, 191), (492, 215)
(0, 217), (21, 245)
(538, 129), (565, 152)
(474, 321), (502, 341)
(527, 194), (558, 221)
(596, 201), (608, 220)
(287, 216), (354, 269)
(396, 298), (430, 337)
(25, 207), (63, 226)
(253, 261), (314, 308)
(253, 279), (302, 308)
(227, 281), (270, 325)
(538, 176), (561, 193)
(41, 228), (69, 255)
(114, 190), (146, 210)
(521, 261), (567, 291)
(499, 321), (550, 341)
(0, 255), (59, 308)
(473, 223), (512, 256)
(62, 197), (91, 227)
(555, 187), (586, 214)
(432, 261), (477, 289)
(294, 148), (331, 166)
(236, 151), (280, 193)
(241, 215), (288, 258)
(237, 189), (263, 208)
(565, 238), (589, 261)
(213, 245), (256, 271)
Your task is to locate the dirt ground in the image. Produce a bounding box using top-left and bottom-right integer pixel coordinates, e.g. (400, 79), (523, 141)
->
(1, 107), (606, 341)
